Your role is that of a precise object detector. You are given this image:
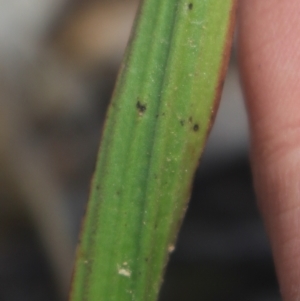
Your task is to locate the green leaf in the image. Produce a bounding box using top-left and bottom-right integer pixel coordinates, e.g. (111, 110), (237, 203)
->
(69, 1), (237, 300)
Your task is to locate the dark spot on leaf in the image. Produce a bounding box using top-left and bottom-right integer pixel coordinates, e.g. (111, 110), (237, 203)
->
(188, 116), (193, 123)
(136, 100), (146, 114)
(162, 112), (165, 116)
(193, 124), (199, 131)
(156, 114), (159, 118)
(188, 3), (193, 10)
(145, 258), (149, 262)
(180, 120), (185, 126)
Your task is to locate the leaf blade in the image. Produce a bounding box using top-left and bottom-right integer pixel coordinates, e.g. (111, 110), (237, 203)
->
(70, 1), (237, 300)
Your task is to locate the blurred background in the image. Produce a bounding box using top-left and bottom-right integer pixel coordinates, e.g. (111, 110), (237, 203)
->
(0, 0), (281, 300)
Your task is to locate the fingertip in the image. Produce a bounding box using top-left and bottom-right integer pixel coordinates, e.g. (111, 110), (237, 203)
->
(238, 1), (300, 300)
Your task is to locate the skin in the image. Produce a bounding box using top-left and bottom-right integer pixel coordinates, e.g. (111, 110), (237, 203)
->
(238, 1), (300, 300)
